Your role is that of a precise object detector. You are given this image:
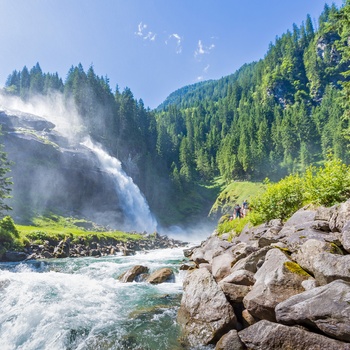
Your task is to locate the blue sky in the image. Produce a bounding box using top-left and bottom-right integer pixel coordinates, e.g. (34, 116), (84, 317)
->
(0, 0), (344, 109)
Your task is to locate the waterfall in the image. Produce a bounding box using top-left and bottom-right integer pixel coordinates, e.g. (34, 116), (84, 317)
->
(82, 137), (158, 233)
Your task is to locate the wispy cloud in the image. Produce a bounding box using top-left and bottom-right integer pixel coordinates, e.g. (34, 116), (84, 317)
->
(135, 22), (156, 41)
(197, 64), (210, 81)
(194, 40), (215, 58)
(165, 33), (183, 54)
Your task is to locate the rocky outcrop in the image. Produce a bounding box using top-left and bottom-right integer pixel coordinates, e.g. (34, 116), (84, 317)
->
(177, 200), (350, 348)
(177, 268), (237, 347)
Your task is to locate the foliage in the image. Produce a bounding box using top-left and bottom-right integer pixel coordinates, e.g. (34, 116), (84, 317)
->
(217, 215), (251, 237)
(0, 216), (19, 237)
(303, 158), (350, 206)
(250, 175), (304, 222)
(250, 158), (350, 224)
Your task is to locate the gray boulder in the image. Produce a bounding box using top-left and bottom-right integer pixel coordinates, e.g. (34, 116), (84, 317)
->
(212, 250), (238, 282)
(243, 248), (310, 321)
(291, 239), (336, 274)
(238, 320), (350, 350)
(313, 252), (350, 285)
(276, 280), (350, 342)
(215, 330), (244, 350)
(219, 282), (251, 303)
(4, 251), (28, 262)
(177, 268), (237, 346)
(341, 221), (350, 253)
(330, 200), (350, 232)
(221, 269), (255, 286)
(231, 246), (272, 274)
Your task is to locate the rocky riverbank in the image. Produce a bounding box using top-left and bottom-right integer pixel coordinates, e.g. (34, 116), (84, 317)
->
(178, 199), (350, 349)
(2, 232), (187, 262)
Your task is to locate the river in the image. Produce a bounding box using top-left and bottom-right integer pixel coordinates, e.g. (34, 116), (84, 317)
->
(0, 247), (200, 350)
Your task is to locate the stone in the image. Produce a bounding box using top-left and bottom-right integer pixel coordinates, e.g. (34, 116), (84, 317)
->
(212, 250), (238, 282)
(215, 330), (244, 350)
(291, 239), (335, 274)
(146, 267), (174, 284)
(330, 200), (350, 232)
(177, 268), (237, 346)
(341, 221), (350, 253)
(283, 208), (317, 227)
(275, 280), (350, 342)
(220, 269), (255, 286)
(242, 309), (258, 327)
(243, 249), (310, 321)
(313, 252), (350, 285)
(301, 279), (317, 291)
(231, 246), (272, 274)
(4, 251), (28, 262)
(119, 265), (149, 283)
(219, 282), (251, 303)
(238, 320), (350, 350)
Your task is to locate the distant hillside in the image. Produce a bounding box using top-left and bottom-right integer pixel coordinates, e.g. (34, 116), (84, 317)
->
(157, 63), (257, 110)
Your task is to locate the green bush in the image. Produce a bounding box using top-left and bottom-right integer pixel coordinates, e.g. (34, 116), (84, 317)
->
(0, 227), (14, 244)
(250, 175), (304, 222)
(303, 159), (350, 207)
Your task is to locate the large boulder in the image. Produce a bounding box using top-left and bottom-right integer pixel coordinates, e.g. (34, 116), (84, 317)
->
(313, 252), (350, 285)
(291, 239), (337, 274)
(243, 248), (310, 321)
(4, 251), (28, 262)
(119, 265), (149, 283)
(177, 268), (237, 346)
(146, 267), (174, 284)
(276, 280), (350, 342)
(238, 320), (350, 350)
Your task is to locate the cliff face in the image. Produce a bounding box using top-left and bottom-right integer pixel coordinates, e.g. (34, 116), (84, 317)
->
(0, 108), (123, 226)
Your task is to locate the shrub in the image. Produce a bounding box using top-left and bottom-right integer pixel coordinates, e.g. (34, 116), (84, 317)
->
(250, 175), (304, 222)
(303, 159), (350, 207)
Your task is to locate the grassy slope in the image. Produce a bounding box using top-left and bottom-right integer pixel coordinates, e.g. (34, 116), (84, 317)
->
(209, 180), (264, 219)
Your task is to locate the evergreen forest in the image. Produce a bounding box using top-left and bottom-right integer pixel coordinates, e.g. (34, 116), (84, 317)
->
(2, 2), (350, 226)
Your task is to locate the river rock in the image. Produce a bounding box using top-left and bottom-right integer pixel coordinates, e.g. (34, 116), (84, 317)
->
(275, 280), (350, 342)
(177, 268), (237, 346)
(238, 320), (350, 350)
(243, 248), (310, 321)
(313, 252), (350, 285)
(4, 251), (28, 262)
(146, 267), (174, 284)
(215, 330), (244, 350)
(119, 265), (149, 283)
(291, 239), (336, 274)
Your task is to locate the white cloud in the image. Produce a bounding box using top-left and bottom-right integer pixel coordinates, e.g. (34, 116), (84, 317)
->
(135, 22), (156, 42)
(165, 33), (183, 54)
(204, 64), (210, 73)
(194, 40), (215, 58)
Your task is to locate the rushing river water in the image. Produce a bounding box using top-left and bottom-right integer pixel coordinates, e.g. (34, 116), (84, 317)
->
(0, 247), (199, 350)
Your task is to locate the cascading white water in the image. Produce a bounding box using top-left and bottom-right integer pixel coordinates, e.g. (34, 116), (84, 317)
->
(82, 137), (158, 233)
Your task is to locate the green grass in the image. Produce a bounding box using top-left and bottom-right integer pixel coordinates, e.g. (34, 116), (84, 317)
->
(15, 215), (144, 245)
(209, 180), (264, 219)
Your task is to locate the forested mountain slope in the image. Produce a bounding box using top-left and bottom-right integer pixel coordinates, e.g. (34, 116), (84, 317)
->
(156, 3), (350, 184)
